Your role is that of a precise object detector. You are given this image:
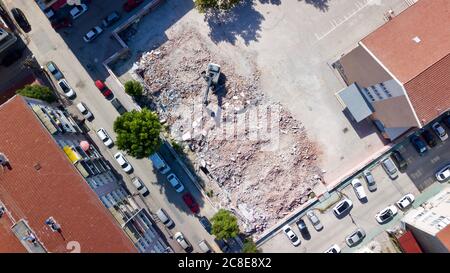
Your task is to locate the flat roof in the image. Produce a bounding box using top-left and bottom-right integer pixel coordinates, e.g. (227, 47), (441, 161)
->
(361, 0), (450, 84)
(337, 83), (373, 122)
(0, 96), (137, 253)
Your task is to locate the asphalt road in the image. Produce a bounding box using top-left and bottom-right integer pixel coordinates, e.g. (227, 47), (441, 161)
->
(4, 0), (219, 253)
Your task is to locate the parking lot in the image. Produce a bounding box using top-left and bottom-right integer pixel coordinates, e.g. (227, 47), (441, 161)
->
(260, 120), (450, 253)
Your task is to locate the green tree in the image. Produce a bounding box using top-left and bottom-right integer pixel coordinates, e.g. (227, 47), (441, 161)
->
(211, 209), (240, 240)
(113, 108), (162, 159)
(242, 238), (259, 253)
(17, 84), (56, 103)
(194, 0), (241, 13)
(124, 80), (143, 98)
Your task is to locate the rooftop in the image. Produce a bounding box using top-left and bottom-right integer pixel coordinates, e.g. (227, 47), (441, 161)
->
(0, 96), (137, 253)
(361, 0), (450, 84)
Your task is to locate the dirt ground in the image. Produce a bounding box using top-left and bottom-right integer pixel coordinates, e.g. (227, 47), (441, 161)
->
(132, 29), (323, 234)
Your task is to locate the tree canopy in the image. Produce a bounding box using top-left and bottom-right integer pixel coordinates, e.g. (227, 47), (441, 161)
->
(194, 0), (241, 13)
(124, 80), (143, 98)
(242, 238), (259, 253)
(113, 108), (162, 159)
(211, 209), (240, 240)
(16, 84), (56, 103)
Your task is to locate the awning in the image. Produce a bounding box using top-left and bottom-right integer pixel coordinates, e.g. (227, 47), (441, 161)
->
(337, 83), (374, 122)
(74, 161), (89, 178)
(63, 145), (81, 164)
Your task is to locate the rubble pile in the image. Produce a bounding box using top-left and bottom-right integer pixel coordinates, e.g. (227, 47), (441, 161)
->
(134, 30), (323, 234)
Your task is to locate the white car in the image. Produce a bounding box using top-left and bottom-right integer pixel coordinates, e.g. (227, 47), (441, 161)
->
(396, 193), (415, 210)
(282, 225), (301, 246)
(351, 178), (367, 200)
(324, 244), (341, 253)
(76, 102), (93, 120)
(96, 128), (113, 147)
(57, 79), (75, 98)
(375, 205), (398, 224)
(114, 152), (133, 173)
(167, 173), (185, 193)
(333, 198), (353, 217)
(83, 26), (103, 43)
(432, 122), (448, 141)
(132, 177), (149, 197)
(174, 232), (191, 251)
(435, 164), (450, 182)
(70, 4), (88, 19)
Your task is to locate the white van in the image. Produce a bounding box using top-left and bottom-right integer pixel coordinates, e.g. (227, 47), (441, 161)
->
(156, 208), (174, 228)
(76, 102), (93, 120)
(198, 240), (213, 253)
(149, 153), (171, 174)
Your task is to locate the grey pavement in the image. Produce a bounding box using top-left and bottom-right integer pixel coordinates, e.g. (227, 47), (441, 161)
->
(4, 0), (219, 253)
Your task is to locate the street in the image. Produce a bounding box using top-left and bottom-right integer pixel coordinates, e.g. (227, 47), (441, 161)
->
(3, 0), (219, 253)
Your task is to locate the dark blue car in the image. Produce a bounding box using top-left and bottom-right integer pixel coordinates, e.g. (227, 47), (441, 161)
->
(410, 135), (427, 156)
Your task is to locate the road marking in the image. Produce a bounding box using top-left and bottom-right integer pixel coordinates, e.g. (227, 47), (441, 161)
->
(314, 0), (374, 41)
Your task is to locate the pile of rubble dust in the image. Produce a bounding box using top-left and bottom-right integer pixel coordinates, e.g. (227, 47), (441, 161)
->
(134, 29), (323, 235)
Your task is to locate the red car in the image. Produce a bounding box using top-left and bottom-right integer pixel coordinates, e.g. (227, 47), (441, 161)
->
(51, 17), (72, 30)
(95, 80), (113, 99)
(182, 193), (199, 214)
(123, 0), (144, 12)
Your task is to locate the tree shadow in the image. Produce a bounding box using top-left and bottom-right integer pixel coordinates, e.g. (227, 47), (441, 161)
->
(205, 1), (265, 45)
(299, 0), (330, 12)
(258, 0), (281, 5)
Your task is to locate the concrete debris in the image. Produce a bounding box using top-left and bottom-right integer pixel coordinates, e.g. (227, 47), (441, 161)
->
(134, 29), (322, 235)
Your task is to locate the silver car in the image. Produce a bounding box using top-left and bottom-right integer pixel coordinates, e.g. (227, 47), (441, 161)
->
(306, 210), (323, 231)
(363, 170), (377, 191)
(346, 228), (366, 247)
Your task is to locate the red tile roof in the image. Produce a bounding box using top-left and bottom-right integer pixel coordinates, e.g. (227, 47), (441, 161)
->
(0, 214), (26, 253)
(436, 225), (450, 252)
(361, 0), (450, 125)
(398, 230), (422, 253)
(404, 53), (450, 124)
(0, 96), (137, 253)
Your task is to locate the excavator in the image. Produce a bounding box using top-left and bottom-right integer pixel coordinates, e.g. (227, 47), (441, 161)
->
(201, 63), (221, 106)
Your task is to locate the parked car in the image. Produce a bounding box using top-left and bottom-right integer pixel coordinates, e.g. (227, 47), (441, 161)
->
(167, 173), (185, 193)
(282, 225), (301, 246)
(396, 193), (415, 210)
(345, 228), (366, 247)
(333, 198), (353, 217)
(432, 122), (448, 141)
(11, 8), (31, 33)
(76, 102), (93, 120)
(132, 177), (149, 197)
(123, 0), (144, 12)
(182, 192), (199, 214)
(46, 61), (63, 80)
(156, 208), (174, 228)
(306, 210), (323, 231)
(324, 244), (341, 253)
(96, 128), (113, 147)
(296, 218), (309, 237)
(57, 79), (75, 98)
(83, 26), (103, 43)
(198, 240), (213, 253)
(420, 129), (437, 148)
(199, 216), (212, 234)
(391, 150), (408, 172)
(102, 11), (121, 28)
(351, 178), (367, 201)
(443, 115), (450, 129)
(174, 232), (191, 251)
(381, 157), (398, 179)
(410, 135), (427, 156)
(363, 170), (377, 192)
(375, 205), (398, 224)
(435, 164), (450, 182)
(70, 4), (88, 19)
(51, 17), (71, 30)
(95, 80), (113, 98)
(114, 152), (133, 173)
(111, 98), (127, 115)
(149, 153), (171, 174)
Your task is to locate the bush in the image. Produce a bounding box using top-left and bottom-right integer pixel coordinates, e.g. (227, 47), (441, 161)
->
(124, 80), (143, 98)
(194, 0), (241, 13)
(17, 84), (56, 103)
